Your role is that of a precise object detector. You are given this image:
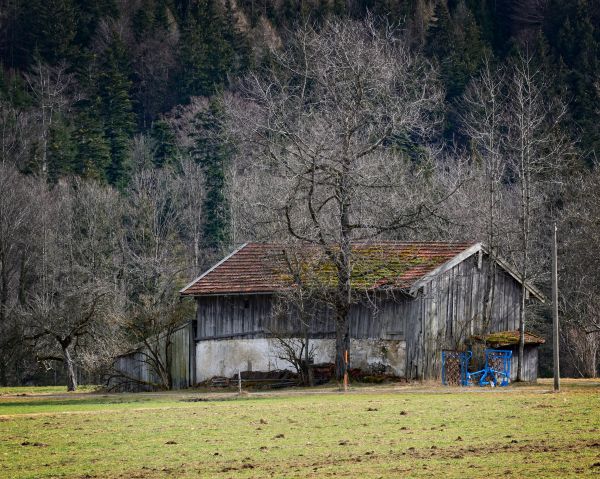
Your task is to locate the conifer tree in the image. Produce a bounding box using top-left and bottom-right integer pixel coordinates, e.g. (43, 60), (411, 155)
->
(547, 0), (600, 160)
(178, 0), (236, 99)
(426, 2), (455, 59)
(191, 95), (231, 252)
(178, 15), (208, 98)
(426, 1), (485, 100)
(97, 37), (136, 188)
(223, 0), (252, 75)
(18, 0), (77, 65)
(47, 117), (76, 184)
(150, 120), (178, 168)
(72, 0), (119, 47)
(72, 98), (111, 181)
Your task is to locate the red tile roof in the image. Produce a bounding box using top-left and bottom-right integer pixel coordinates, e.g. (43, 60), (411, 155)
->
(180, 241), (476, 296)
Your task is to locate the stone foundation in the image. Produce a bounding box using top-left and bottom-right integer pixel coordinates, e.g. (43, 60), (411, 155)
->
(195, 337), (406, 381)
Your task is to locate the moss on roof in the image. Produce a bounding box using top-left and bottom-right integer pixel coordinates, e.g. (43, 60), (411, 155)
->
(279, 244), (450, 290)
(471, 330), (546, 346)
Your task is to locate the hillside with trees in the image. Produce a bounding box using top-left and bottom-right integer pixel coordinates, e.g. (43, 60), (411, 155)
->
(0, 0), (599, 387)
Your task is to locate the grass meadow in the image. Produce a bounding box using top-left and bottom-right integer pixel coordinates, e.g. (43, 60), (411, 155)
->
(0, 379), (599, 478)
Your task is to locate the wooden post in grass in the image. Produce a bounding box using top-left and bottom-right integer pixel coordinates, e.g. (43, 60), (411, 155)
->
(552, 223), (560, 392)
(238, 370), (242, 394)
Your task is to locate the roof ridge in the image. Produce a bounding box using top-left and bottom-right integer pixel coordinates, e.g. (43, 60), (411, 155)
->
(242, 240), (476, 246)
(180, 241), (479, 296)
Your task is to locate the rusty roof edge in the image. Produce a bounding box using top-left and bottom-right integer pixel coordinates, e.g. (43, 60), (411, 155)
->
(179, 242), (249, 295)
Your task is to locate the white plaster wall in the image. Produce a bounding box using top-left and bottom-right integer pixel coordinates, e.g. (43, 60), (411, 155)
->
(350, 338), (406, 377)
(196, 337), (406, 381)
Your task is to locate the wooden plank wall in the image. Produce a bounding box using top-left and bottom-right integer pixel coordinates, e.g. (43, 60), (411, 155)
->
(170, 324), (193, 389)
(407, 253), (525, 380)
(196, 293), (412, 341)
(110, 322), (193, 391)
(508, 345), (538, 381)
(197, 295), (275, 339)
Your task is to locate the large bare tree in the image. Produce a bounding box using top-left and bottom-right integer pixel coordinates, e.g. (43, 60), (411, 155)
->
(231, 18), (446, 379)
(117, 166), (195, 390)
(0, 163), (44, 384)
(457, 48), (574, 381)
(558, 167), (600, 377)
(504, 49), (572, 381)
(459, 57), (510, 331)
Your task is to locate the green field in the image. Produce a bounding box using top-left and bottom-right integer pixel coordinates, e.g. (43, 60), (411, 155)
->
(0, 380), (599, 478)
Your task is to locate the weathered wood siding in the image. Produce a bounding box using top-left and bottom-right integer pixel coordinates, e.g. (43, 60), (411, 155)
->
(407, 253), (525, 380)
(109, 322), (194, 391)
(111, 352), (155, 392)
(196, 293), (411, 341)
(508, 345), (538, 381)
(197, 295), (274, 339)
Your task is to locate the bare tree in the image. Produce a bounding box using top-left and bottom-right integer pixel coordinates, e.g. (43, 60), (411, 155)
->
(231, 18), (446, 379)
(558, 167), (600, 377)
(0, 100), (36, 170)
(24, 60), (77, 175)
(118, 167), (194, 390)
(178, 157), (206, 274)
(21, 180), (123, 391)
(0, 163), (44, 384)
(459, 57), (510, 332)
(504, 49), (572, 381)
(268, 246), (327, 386)
(457, 48), (574, 380)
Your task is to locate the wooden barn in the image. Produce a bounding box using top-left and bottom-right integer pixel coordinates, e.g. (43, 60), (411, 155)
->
(177, 242), (545, 383)
(108, 322), (195, 391)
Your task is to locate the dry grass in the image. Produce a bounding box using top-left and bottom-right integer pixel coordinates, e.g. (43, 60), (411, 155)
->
(0, 379), (599, 478)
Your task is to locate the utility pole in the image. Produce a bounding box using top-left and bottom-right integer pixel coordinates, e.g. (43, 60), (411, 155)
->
(552, 223), (560, 392)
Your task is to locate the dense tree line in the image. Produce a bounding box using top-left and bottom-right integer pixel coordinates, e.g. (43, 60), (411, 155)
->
(2, 0), (599, 176)
(0, 1), (599, 386)
(0, 160), (202, 388)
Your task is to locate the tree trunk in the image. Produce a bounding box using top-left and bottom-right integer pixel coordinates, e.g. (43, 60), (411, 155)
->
(62, 344), (77, 392)
(0, 250), (8, 325)
(0, 360), (7, 387)
(304, 327), (314, 387)
(164, 333), (174, 390)
(584, 332), (598, 378)
(335, 308), (350, 380)
(335, 153), (352, 381)
(482, 259), (496, 333)
(517, 283), (526, 381)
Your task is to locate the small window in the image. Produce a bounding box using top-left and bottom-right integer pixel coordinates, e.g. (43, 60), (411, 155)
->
(244, 297), (250, 309)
